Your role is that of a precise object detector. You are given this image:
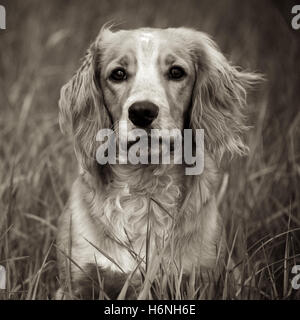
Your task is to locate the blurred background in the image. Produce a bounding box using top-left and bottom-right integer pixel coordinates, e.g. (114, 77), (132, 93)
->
(0, 0), (299, 299)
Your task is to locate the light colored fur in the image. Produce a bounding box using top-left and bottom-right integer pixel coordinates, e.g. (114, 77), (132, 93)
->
(56, 26), (260, 297)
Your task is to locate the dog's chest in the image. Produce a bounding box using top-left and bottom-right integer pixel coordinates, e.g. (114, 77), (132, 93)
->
(99, 167), (184, 252)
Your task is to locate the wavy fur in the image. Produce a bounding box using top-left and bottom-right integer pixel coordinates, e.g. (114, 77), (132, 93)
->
(56, 26), (261, 299)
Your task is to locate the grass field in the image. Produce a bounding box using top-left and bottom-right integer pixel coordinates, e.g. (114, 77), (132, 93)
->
(0, 0), (299, 299)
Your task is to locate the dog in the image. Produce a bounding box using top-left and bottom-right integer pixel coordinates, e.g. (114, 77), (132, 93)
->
(56, 26), (260, 299)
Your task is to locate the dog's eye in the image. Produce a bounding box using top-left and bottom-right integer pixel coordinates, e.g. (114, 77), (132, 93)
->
(168, 66), (186, 80)
(109, 68), (127, 82)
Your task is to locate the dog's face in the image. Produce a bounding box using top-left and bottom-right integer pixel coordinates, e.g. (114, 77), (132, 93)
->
(59, 27), (260, 173)
(99, 29), (195, 132)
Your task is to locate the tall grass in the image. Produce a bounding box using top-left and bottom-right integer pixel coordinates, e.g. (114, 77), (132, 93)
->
(0, 0), (299, 299)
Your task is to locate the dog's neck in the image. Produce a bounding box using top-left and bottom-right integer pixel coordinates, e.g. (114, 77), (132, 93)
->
(109, 163), (185, 194)
(80, 158), (221, 270)
(88, 156), (216, 225)
(82, 164), (184, 244)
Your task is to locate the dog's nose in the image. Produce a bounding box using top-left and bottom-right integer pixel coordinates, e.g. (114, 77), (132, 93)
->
(128, 101), (159, 127)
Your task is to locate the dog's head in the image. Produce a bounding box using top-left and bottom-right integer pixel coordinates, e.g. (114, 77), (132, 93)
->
(59, 26), (261, 174)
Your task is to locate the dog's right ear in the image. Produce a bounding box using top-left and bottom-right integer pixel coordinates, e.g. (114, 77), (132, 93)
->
(59, 28), (112, 174)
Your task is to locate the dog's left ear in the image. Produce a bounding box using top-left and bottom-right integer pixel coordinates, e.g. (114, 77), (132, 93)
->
(188, 30), (263, 162)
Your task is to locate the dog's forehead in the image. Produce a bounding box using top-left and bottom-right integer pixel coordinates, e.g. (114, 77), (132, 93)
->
(100, 28), (193, 68)
(135, 31), (157, 58)
(119, 30), (160, 52)
(133, 29), (182, 48)
(137, 31), (155, 42)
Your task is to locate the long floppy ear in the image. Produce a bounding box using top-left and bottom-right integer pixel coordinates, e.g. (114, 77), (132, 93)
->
(187, 30), (262, 162)
(59, 28), (111, 174)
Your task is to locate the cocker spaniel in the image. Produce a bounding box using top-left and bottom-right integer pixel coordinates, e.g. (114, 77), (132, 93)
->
(56, 26), (260, 299)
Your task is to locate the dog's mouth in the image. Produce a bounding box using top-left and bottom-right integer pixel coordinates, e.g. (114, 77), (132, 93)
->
(113, 123), (182, 164)
(126, 134), (176, 151)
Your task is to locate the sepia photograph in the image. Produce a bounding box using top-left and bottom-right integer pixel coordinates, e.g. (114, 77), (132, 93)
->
(0, 0), (299, 304)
